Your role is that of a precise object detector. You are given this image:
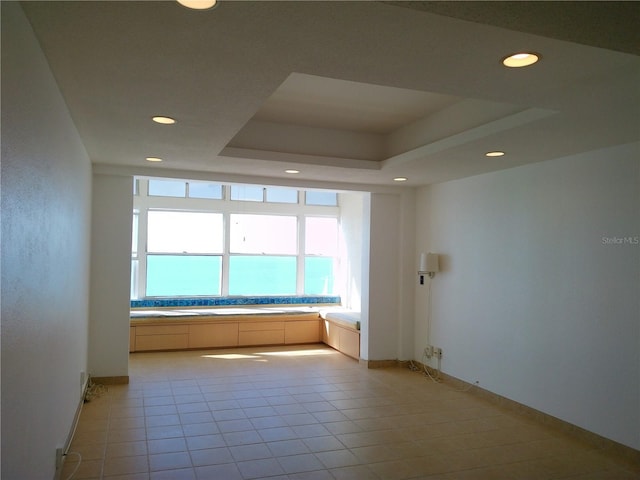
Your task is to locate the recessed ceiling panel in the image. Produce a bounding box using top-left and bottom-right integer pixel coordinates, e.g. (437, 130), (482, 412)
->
(252, 73), (461, 134)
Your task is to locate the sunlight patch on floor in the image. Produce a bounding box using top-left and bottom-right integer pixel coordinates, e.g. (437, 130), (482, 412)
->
(255, 348), (338, 357)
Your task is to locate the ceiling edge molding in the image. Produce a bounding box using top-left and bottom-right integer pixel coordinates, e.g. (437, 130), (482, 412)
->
(383, 107), (557, 169)
(91, 163), (404, 194)
(220, 147), (382, 170)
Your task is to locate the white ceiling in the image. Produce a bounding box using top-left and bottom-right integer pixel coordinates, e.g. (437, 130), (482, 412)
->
(21, 1), (640, 189)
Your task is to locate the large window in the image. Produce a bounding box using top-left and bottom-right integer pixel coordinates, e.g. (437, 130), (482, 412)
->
(304, 217), (338, 295)
(229, 214), (298, 295)
(132, 178), (340, 298)
(146, 211), (223, 296)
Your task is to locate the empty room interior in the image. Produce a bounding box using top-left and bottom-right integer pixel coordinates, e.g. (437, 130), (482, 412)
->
(2, 1), (639, 479)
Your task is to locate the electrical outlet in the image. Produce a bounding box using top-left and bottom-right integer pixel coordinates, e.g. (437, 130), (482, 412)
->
(433, 347), (442, 359)
(56, 447), (64, 469)
(424, 345), (433, 358)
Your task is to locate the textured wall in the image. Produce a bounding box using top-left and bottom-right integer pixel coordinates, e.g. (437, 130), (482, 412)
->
(416, 142), (640, 449)
(1, 3), (92, 478)
(89, 174), (133, 378)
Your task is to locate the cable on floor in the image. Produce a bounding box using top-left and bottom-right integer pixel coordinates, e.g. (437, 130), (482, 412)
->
(61, 452), (82, 480)
(84, 379), (107, 403)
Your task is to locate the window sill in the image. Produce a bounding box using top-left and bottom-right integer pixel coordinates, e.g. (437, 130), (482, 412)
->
(130, 295), (340, 309)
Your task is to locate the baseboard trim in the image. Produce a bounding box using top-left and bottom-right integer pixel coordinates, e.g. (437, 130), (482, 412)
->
(359, 359), (399, 369)
(91, 375), (129, 385)
(53, 375), (91, 480)
(407, 359), (640, 467)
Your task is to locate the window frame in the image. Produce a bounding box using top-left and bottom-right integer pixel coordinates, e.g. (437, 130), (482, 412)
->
(132, 178), (340, 298)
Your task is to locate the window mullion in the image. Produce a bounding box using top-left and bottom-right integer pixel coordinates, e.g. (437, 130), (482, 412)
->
(138, 208), (149, 298)
(298, 214), (305, 295)
(222, 211), (230, 296)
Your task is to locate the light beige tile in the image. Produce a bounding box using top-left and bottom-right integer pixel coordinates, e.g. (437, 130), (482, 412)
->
(103, 455), (149, 476)
(65, 347), (637, 480)
(315, 449), (360, 469)
(150, 468), (196, 480)
(267, 439), (311, 457)
(236, 457), (285, 479)
(229, 443), (272, 461)
(60, 456), (103, 479)
(149, 451), (192, 471)
(277, 453), (325, 474)
(189, 447), (234, 467)
(194, 462), (242, 480)
(147, 437), (187, 455)
(106, 441), (148, 458)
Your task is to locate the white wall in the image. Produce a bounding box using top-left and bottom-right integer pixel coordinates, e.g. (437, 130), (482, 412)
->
(338, 192), (365, 311)
(349, 190), (416, 362)
(396, 190), (416, 360)
(89, 174), (133, 378)
(366, 193), (403, 360)
(1, 3), (92, 478)
(416, 142), (640, 450)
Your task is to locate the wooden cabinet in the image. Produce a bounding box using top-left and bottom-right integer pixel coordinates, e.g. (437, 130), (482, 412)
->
(322, 320), (360, 360)
(189, 323), (238, 348)
(129, 327), (136, 352)
(239, 321), (285, 346)
(134, 324), (189, 351)
(285, 320), (321, 344)
(130, 314), (322, 352)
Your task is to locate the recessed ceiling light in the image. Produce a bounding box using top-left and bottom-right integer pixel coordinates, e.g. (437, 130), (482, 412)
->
(485, 151), (505, 157)
(146, 157), (163, 162)
(502, 52), (540, 68)
(177, 0), (218, 10)
(393, 177), (408, 182)
(152, 116), (176, 125)
(285, 169), (300, 174)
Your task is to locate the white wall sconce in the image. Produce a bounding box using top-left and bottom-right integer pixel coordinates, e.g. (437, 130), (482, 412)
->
(418, 252), (440, 284)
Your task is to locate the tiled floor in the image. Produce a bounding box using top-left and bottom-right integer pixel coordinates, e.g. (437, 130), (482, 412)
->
(62, 344), (639, 480)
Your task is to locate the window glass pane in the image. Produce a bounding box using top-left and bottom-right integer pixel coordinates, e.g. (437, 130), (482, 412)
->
(131, 259), (139, 299)
(148, 179), (186, 197)
(133, 179), (139, 196)
(230, 214), (297, 254)
(146, 255), (221, 296)
(305, 217), (338, 255)
(189, 182), (223, 199)
(229, 256), (296, 295)
(265, 187), (298, 204)
(148, 211), (223, 253)
(305, 257), (335, 295)
(132, 212), (139, 256)
(305, 190), (337, 206)
(230, 185), (263, 202)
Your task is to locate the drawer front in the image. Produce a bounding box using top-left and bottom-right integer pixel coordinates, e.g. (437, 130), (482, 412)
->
(238, 321), (285, 332)
(130, 327), (136, 352)
(189, 323), (238, 348)
(135, 324), (189, 336)
(285, 320), (321, 344)
(339, 329), (360, 359)
(135, 334), (189, 351)
(322, 320), (339, 348)
(239, 330), (285, 346)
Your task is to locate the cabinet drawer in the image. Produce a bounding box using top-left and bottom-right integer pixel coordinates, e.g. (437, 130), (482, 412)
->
(285, 320), (321, 344)
(130, 327), (136, 352)
(135, 334), (189, 351)
(135, 324), (189, 336)
(322, 321), (339, 349)
(189, 323), (238, 348)
(339, 329), (360, 359)
(239, 330), (285, 346)
(239, 321), (285, 332)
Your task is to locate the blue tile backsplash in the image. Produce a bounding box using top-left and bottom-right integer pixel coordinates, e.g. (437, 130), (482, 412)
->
(131, 296), (341, 309)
